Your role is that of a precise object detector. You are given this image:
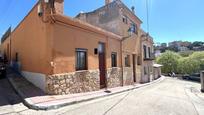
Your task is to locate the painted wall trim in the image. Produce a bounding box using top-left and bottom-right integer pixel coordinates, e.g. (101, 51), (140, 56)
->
(21, 71), (46, 91)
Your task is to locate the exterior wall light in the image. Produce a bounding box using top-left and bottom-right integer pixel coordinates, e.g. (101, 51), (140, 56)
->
(128, 27), (133, 37)
(122, 27), (134, 41)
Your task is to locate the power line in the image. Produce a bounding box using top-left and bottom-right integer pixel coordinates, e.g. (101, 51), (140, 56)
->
(146, 0), (150, 34)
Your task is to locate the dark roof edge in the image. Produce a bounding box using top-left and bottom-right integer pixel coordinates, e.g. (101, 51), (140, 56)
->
(115, 0), (142, 23)
(1, 27), (11, 43)
(75, 0), (143, 23)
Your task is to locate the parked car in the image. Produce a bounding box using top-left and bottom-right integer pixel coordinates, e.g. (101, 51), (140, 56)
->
(182, 73), (200, 82)
(0, 55), (6, 77)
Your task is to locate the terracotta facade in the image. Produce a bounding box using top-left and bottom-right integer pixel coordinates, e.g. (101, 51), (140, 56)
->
(1, 0), (155, 95)
(76, 0), (143, 84)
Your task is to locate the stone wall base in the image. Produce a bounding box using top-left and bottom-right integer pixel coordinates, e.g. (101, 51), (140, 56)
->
(123, 67), (134, 85)
(107, 67), (122, 88)
(46, 68), (123, 95)
(46, 70), (100, 95)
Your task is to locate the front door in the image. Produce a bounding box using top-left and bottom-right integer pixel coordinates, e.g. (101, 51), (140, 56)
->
(133, 54), (136, 82)
(98, 43), (106, 88)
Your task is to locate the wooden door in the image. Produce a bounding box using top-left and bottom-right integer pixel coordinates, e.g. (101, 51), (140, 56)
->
(98, 43), (106, 88)
(133, 54), (136, 82)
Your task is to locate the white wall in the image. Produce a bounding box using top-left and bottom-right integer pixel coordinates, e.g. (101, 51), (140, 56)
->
(21, 71), (46, 91)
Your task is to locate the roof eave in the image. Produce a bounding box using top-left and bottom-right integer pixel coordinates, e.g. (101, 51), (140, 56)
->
(52, 14), (122, 40)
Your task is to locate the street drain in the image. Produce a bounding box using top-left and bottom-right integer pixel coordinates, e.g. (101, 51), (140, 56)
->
(104, 90), (111, 93)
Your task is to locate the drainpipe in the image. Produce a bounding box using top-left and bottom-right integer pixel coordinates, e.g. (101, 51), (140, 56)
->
(120, 40), (124, 86)
(120, 32), (132, 86)
(9, 26), (12, 65)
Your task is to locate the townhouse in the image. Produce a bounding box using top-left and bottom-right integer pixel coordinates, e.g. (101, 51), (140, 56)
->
(76, 0), (157, 83)
(140, 29), (154, 83)
(1, 0), (158, 95)
(76, 0), (143, 84)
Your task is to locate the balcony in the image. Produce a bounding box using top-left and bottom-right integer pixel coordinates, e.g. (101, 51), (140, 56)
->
(144, 53), (155, 61)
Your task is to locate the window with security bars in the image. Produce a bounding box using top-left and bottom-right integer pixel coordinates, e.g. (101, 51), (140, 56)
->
(76, 48), (87, 71)
(125, 55), (130, 67)
(111, 52), (117, 67)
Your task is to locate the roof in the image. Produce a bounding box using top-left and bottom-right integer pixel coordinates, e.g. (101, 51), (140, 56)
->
(52, 14), (122, 40)
(115, 0), (142, 23)
(153, 64), (163, 68)
(76, 0), (142, 23)
(1, 27), (11, 43)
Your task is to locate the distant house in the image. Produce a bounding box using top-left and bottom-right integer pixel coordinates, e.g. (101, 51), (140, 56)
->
(155, 49), (162, 57)
(179, 46), (189, 52)
(168, 41), (191, 52)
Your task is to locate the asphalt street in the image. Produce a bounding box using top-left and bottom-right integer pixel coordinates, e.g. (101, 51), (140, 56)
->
(0, 77), (203, 115)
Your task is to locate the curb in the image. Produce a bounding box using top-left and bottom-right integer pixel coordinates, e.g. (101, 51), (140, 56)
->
(8, 75), (165, 110)
(7, 77), (40, 110)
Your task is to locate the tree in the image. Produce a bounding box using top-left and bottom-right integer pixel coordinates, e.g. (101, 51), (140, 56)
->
(178, 57), (200, 74)
(156, 51), (181, 73)
(190, 51), (204, 70)
(179, 51), (194, 57)
(187, 41), (204, 51)
(190, 51), (204, 60)
(192, 41), (204, 47)
(177, 51), (204, 75)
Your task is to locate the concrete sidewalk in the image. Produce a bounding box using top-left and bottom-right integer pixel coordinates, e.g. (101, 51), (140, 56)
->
(185, 84), (204, 115)
(7, 68), (165, 110)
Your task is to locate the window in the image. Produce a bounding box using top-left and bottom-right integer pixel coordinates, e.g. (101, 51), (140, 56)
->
(148, 47), (151, 58)
(149, 66), (153, 73)
(125, 55), (130, 67)
(122, 16), (128, 24)
(130, 23), (137, 34)
(143, 45), (147, 59)
(137, 56), (141, 65)
(76, 49), (87, 71)
(109, 3), (115, 8)
(144, 67), (147, 75)
(111, 52), (117, 67)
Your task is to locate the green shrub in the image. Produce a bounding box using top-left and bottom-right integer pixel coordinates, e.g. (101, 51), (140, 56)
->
(178, 57), (200, 74)
(179, 51), (194, 57)
(156, 51), (181, 73)
(190, 51), (204, 60)
(189, 51), (204, 71)
(157, 51), (204, 74)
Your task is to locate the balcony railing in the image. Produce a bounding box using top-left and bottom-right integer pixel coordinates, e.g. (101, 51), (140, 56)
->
(144, 53), (155, 61)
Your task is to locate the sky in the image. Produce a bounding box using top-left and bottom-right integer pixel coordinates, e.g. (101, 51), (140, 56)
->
(0, 0), (204, 44)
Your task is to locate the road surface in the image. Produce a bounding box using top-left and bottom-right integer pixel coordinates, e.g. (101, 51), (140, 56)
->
(0, 77), (203, 115)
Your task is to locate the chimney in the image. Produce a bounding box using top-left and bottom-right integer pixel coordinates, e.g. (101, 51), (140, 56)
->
(54, 0), (64, 14)
(131, 6), (135, 14)
(105, 0), (112, 5)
